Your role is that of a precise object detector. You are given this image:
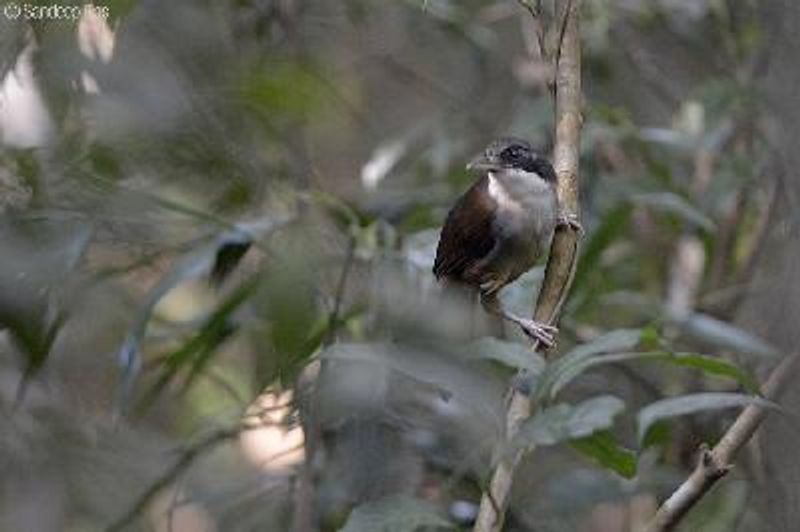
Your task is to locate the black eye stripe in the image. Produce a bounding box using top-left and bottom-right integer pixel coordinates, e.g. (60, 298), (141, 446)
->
(502, 146), (525, 159)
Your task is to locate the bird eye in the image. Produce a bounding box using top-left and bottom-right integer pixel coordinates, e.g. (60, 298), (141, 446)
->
(502, 146), (523, 160)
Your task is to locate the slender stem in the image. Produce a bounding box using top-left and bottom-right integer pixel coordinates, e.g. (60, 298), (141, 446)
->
(645, 353), (799, 532)
(472, 2), (583, 530)
(105, 426), (243, 532)
(325, 235), (356, 346)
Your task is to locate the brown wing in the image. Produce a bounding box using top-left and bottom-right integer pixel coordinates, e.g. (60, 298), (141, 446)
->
(433, 175), (497, 283)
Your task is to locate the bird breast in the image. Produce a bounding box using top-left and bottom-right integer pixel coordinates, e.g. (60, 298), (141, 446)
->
(487, 170), (557, 268)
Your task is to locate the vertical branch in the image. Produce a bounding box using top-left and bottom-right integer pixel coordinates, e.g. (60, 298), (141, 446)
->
(535, 0), (582, 327)
(472, 2), (583, 531)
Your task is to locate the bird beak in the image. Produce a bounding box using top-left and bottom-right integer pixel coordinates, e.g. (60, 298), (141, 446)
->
(466, 154), (500, 172)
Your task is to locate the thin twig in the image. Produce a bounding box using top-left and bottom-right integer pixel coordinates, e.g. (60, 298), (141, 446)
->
(287, 236), (355, 532)
(165, 477), (186, 532)
(472, 1), (584, 530)
(516, 0), (546, 60)
(554, 0), (574, 73)
(325, 235), (356, 345)
(105, 421), (267, 532)
(645, 353), (799, 532)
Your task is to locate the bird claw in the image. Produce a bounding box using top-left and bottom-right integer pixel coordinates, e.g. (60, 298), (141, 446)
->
(518, 320), (558, 348)
(557, 212), (583, 235)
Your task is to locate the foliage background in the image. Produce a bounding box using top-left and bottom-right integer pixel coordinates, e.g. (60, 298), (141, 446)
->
(0, 1), (798, 531)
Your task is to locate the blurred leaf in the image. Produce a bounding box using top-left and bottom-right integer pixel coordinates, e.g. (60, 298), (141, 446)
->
(241, 61), (329, 119)
(638, 127), (694, 151)
(637, 392), (778, 444)
(674, 313), (778, 358)
(209, 235), (252, 286)
(0, 219), (91, 389)
(136, 275), (259, 413)
(104, 0), (140, 20)
(631, 192), (715, 232)
(573, 203), (632, 292)
(652, 352), (760, 392)
(340, 495), (454, 532)
(513, 395), (625, 450)
(0, 19), (26, 80)
(399, 205), (438, 233)
(549, 350), (759, 397)
(558, 329), (643, 363)
(467, 337), (546, 375)
(536, 329), (642, 400)
(639, 325), (661, 349)
(402, 229), (440, 272)
(86, 142), (124, 182)
(571, 431), (637, 479)
(311, 190), (372, 231)
(320, 345), (430, 393)
(361, 139), (408, 190)
(407, 0), (495, 50)
(320, 342), (502, 420)
(305, 305), (365, 354)
(114, 235), (221, 405)
(115, 217), (281, 411)
(641, 420), (671, 450)
(255, 257), (321, 387)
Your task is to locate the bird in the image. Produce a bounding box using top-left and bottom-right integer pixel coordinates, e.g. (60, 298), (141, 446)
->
(433, 137), (576, 347)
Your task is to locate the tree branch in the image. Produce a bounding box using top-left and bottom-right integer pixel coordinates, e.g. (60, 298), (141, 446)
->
(105, 426), (241, 532)
(516, 0), (547, 60)
(645, 353), (799, 532)
(105, 412), (285, 532)
(472, 1), (583, 530)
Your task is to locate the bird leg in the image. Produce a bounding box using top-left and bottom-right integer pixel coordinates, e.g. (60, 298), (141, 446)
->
(480, 292), (557, 347)
(557, 212), (583, 235)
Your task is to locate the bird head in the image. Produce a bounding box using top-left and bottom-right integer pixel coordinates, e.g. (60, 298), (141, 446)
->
(466, 137), (556, 184)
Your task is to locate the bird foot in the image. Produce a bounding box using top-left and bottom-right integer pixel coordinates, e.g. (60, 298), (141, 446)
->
(557, 212), (583, 235)
(517, 319), (558, 348)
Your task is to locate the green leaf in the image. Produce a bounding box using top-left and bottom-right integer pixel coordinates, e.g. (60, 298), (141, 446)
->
(536, 329), (642, 400)
(538, 325), (758, 400)
(115, 218), (283, 412)
(467, 337), (546, 375)
(320, 343), (503, 422)
(550, 350), (759, 396)
(135, 275), (259, 414)
(339, 496), (454, 532)
(571, 431), (637, 479)
(241, 61), (329, 119)
(321, 343), (428, 384)
(311, 189), (367, 230)
(0, 219), (91, 394)
(255, 255), (322, 387)
(639, 326), (661, 349)
(573, 203), (632, 291)
(675, 313), (778, 358)
(637, 392), (778, 444)
(514, 395), (625, 449)
(654, 352), (760, 392)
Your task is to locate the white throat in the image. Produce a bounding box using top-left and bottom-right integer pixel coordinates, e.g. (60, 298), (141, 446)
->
(487, 169), (551, 210)
(486, 168), (558, 249)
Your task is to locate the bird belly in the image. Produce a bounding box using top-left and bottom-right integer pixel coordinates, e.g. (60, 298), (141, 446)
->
(484, 185), (557, 289)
